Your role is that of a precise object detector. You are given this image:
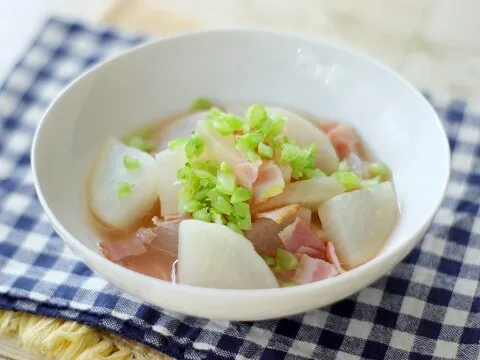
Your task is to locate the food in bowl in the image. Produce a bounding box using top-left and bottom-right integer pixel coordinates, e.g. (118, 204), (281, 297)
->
(88, 99), (398, 290)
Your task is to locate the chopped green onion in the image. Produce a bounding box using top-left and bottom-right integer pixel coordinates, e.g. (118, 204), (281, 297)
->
(368, 162), (390, 178)
(123, 127), (153, 141)
(258, 142), (273, 159)
(361, 176), (381, 189)
(193, 160), (218, 175)
(333, 171), (361, 191)
(123, 155), (141, 170)
(206, 188), (227, 202)
(168, 137), (189, 150)
(233, 202), (252, 230)
(117, 181), (133, 198)
(125, 136), (156, 152)
(192, 97), (214, 110)
(207, 108), (245, 136)
(216, 171), (237, 195)
(246, 104), (267, 128)
(220, 162), (232, 174)
(280, 142), (317, 180)
(247, 151), (262, 165)
(193, 169), (216, 182)
(264, 116), (285, 143)
(276, 249), (299, 270)
(302, 168), (326, 179)
(210, 210), (226, 224)
(261, 255), (275, 266)
(226, 221), (241, 233)
(212, 196), (234, 215)
(177, 163), (192, 180)
(271, 263), (282, 273)
(281, 281), (297, 287)
(194, 187), (211, 200)
(185, 133), (204, 159)
(183, 200), (204, 212)
(230, 187), (252, 204)
(193, 208), (211, 222)
(338, 159), (350, 172)
(235, 132), (263, 153)
(280, 143), (300, 162)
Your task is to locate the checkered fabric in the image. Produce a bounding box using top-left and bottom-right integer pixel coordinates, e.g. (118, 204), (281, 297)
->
(0, 17), (478, 360)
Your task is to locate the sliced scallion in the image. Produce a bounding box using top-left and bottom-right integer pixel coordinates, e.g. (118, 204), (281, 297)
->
(123, 155), (141, 170)
(117, 181), (133, 199)
(276, 249), (299, 270)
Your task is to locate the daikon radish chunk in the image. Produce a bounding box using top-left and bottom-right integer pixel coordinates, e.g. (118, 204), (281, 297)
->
(256, 177), (344, 212)
(156, 111), (207, 150)
(155, 147), (187, 217)
(196, 120), (244, 167)
(90, 137), (158, 229)
(318, 182), (398, 269)
(178, 220), (279, 289)
(266, 107), (339, 174)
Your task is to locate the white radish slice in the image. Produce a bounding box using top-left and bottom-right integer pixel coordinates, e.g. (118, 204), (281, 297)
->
(90, 137), (158, 229)
(196, 120), (245, 167)
(266, 107), (339, 174)
(155, 111), (207, 150)
(178, 220), (279, 289)
(256, 177), (344, 212)
(318, 182), (398, 269)
(155, 147), (188, 217)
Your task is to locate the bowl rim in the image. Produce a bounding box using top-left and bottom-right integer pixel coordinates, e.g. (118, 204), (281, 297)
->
(31, 28), (451, 301)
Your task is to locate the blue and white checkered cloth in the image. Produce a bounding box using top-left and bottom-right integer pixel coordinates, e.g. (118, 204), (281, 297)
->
(0, 18), (478, 360)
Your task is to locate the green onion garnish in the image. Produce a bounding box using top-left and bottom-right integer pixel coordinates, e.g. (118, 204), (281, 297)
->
(183, 199), (204, 213)
(280, 143), (317, 180)
(272, 263), (282, 273)
(123, 155), (141, 170)
(368, 162), (390, 178)
(258, 142), (273, 159)
(125, 136), (156, 152)
(233, 202), (252, 230)
(210, 210), (226, 224)
(226, 221), (241, 233)
(212, 196), (234, 215)
(192, 97), (214, 110)
(261, 255), (275, 266)
(216, 171), (237, 195)
(168, 137), (189, 150)
(333, 171), (361, 191)
(302, 168), (326, 179)
(185, 133), (204, 160)
(117, 181), (133, 199)
(276, 249), (299, 270)
(246, 104), (268, 128)
(207, 108), (246, 136)
(230, 187), (252, 204)
(193, 208), (211, 222)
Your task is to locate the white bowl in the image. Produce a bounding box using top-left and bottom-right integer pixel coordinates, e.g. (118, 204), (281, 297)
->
(31, 29), (450, 321)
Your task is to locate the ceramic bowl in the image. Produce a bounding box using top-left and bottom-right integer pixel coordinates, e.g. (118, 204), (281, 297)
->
(31, 29), (450, 320)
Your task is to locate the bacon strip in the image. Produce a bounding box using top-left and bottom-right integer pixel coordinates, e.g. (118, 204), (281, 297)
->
(292, 254), (338, 284)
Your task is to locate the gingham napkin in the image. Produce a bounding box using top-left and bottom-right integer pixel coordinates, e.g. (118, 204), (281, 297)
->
(0, 18), (478, 360)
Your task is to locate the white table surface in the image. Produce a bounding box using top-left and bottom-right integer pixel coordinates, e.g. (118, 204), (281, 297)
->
(1, 0), (480, 101)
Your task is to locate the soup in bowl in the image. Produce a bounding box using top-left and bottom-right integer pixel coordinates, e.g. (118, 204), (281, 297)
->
(32, 30), (450, 320)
